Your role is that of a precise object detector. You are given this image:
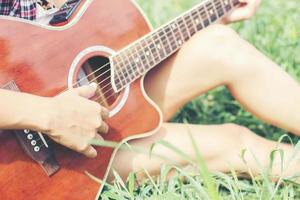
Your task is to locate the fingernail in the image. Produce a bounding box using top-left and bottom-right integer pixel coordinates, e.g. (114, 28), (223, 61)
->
(103, 108), (110, 119)
(91, 149), (97, 158)
(89, 82), (98, 89)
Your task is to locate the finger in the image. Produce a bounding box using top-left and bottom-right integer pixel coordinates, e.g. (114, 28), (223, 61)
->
(101, 107), (110, 120)
(98, 122), (109, 134)
(226, 5), (254, 22)
(74, 82), (98, 99)
(94, 134), (104, 141)
(82, 146), (97, 158)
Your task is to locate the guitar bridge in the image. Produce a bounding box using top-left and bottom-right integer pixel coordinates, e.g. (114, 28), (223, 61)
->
(1, 81), (60, 176)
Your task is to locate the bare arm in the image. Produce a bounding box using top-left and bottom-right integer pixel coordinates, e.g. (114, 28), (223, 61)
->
(0, 83), (109, 158)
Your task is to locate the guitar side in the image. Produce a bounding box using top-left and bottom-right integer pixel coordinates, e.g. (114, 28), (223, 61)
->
(0, 0), (162, 199)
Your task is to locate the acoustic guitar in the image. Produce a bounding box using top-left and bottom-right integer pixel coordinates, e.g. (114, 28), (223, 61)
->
(0, 0), (240, 199)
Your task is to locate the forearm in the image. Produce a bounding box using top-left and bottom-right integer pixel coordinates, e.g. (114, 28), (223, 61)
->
(0, 89), (49, 131)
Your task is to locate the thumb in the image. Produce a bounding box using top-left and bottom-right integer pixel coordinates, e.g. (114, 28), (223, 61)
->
(73, 82), (98, 99)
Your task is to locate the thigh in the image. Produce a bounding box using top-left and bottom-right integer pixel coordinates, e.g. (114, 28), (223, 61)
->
(144, 24), (257, 121)
(109, 123), (245, 181)
(143, 29), (229, 121)
(144, 51), (221, 121)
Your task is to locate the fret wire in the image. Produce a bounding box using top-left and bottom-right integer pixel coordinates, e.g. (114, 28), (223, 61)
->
(158, 28), (172, 55)
(232, 0), (240, 6)
(219, 0), (226, 14)
(124, 49), (140, 79)
(177, 17), (188, 40)
(191, 8), (203, 31)
(213, 0), (225, 18)
(143, 38), (156, 67)
(165, 25), (180, 51)
(167, 23), (178, 50)
(182, 14), (192, 38)
(215, 0), (225, 17)
(121, 53), (134, 81)
(119, 53), (132, 82)
(132, 43), (146, 75)
(163, 24), (178, 52)
(211, 0), (220, 18)
(112, 58), (122, 88)
(172, 21), (184, 47)
(173, 18), (185, 43)
(148, 35), (161, 61)
(155, 31), (167, 58)
(147, 37), (159, 63)
(225, 0), (232, 11)
(203, 3), (212, 24)
(137, 41), (151, 72)
(169, 22), (178, 48)
(113, 0), (240, 90)
(184, 13), (196, 36)
(114, 56), (129, 87)
(195, 6), (206, 29)
(133, 42), (148, 75)
(130, 44), (149, 79)
(120, 53), (135, 82)
(165, 25), (177, 52)
(153, 31), (167, 58)
(171, 23), (181, 50)
(130, 44), (143, 75)
(177, 17), (189, 41)
(113, 56), (125, 86)
(169, 20), (185, 49)
(188, 12), (197, 36)
(198, 6), (210, 27)
(140, 39), (155, 72)
(206, 2), (217, 22)
(189, 11), (198, 33)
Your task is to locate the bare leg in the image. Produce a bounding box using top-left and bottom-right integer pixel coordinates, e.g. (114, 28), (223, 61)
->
(144, 24), (300, 135)
(110, 123), (298, 181)
(110, 24), (300, 180)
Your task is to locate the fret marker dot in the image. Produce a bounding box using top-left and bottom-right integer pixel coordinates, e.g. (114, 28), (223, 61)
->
(146, 51), (150, 56)
(172, 24), (176, 29)
(210, 9), (214, 15)
(178, 40), (182, 45)
(157, 44), (161, 49)
(195, 18), (200, 24)
(224, 0), (228, 5)
(135, 58), (139, 63)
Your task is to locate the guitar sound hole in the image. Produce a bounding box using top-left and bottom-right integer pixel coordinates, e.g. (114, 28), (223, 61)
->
(78, 56), (119, 108)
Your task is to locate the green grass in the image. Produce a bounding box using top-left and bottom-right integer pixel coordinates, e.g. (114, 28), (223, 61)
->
(100, 0), (300, 199)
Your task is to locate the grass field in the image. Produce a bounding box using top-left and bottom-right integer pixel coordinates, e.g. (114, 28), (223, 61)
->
(100, 0), (300, 199)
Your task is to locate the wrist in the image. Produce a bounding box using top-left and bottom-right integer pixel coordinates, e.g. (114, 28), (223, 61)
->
(18, 94), (52, 133)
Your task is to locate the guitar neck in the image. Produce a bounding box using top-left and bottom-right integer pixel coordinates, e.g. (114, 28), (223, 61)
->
(111, 0), (240, 92)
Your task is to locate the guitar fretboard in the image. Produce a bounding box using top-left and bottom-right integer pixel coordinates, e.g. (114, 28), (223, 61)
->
(111, 0), (240, 92)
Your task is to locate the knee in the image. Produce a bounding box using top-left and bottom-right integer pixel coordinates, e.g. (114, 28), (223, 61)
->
(222, 123), (259, 149)
(183, 24), (255, 70)
(199, 24), (238, 41)
(186, 25), (241, 54)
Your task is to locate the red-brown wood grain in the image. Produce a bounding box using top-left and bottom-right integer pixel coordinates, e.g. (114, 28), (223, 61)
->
(0, 0), (161, 199)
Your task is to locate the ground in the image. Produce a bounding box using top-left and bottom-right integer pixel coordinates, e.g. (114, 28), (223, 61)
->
(100, 0), (300, 199)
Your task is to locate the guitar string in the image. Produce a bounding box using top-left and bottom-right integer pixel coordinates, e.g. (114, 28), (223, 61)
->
(62, 0), (232, 94)
(91, 1), (229, 104)
(73, 0), (232, 99)
(56, 0), (228, 95)
(34, 0), (234, 147)
(37, 0), (229, 111)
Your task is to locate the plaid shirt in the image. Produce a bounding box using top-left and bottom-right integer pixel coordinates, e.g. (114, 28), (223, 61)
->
(0, 0), (36, 20)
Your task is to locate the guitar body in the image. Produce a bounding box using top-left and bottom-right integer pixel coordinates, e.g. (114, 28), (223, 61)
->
(0, 0), (162, 199)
